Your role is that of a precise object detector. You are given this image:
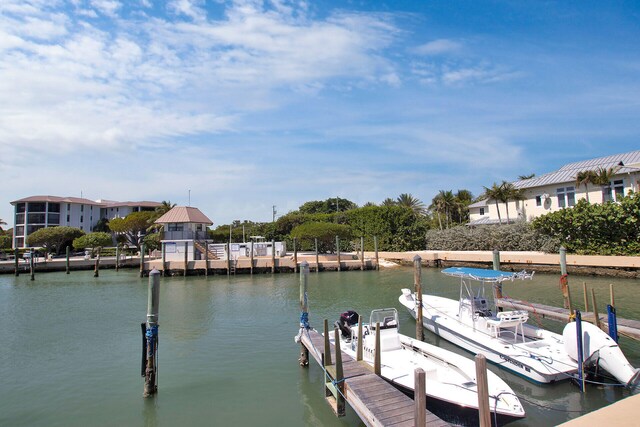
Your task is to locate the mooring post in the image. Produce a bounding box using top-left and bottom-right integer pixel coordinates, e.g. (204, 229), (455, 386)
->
(414, 368), (426, 427)
(414, 255), (424, 341)
(492, 249), (500, 270)
(314, 238), (319, 273)
(575, 310), (585, 393)
(336, 236), (341, 272)
(183, 241), (188, 277)
(14, 248), (19, 276)
(140, 243), (145, 278)
(591, 289), (602, 330)
(115, 245), (120, 272)
(143, 268), (160, 397)
(299, 261), (310, 366)
(356, 315), (363, 362)
(204, 241), (209, 277)
(226, 243), (231, 276)
(65, 246), (70, 274)
(582, 282), (589, 313)
(333, 327), (346, 417)
(360, 236), (365, 271)
(93, 250), (100, 278)
(607, 305), (619, 343)
(293, 237), (298, 273)
(475, 354), (491, 427)
(610, 284), (615, 307)
(566, 281), (574, 318)
(250, 241), (254, 275)
(271, 239), (276, 274)
(323, 319), (332, 367)
(374, 236), (379, 271)
(560, 246), (570, 309)
(374, 321), (381, 375)
(29, 248), (35, 281)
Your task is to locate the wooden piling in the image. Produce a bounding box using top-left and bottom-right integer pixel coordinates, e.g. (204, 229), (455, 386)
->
(336, 236), (341, 272)
(93, 251), (99, 278)
(14, 248), (19, 276)
(333, 327), (346, 417)
(592, 288), (602, 329)
(271, 239), (276, 274)
(475, 354), (491, 427)
(183, 241), (188, 277)
(360, 236), (365, 271)
(315, 238), (319, 273)
(414, 255), (424, 342)
(583, 282), (589, 313)
(566, 282), (574, 318)
(299, 261), (309, 366)
(356, 315), (363, 361)
(414, 368), (426, 427)
(250, 241), (254, 275)
(143, 268), (160, 397)
(29, 249), (34, 281)
(140, 243), (145, 278)
(492, 249), (500, 270)
(204, 241), (209, 277)
(293, 237), (298, 273)
(374, 236), (379, 271)
(560, 246), (569, 309)
(65, 246), (70, 274)
(610, 284), (615, 307)
(374, 322), (381, 376)
(323, 319), (332, 367)
(226, 243), (231, 276)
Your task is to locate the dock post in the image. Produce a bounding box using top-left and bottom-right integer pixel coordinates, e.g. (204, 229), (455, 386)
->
(160, 243), (166, 276)
(271, 239), (276, 274)
(414, 368), (426, 427)
(492, 249), (500, 270)
(115, 245), (119, 272)
(250, 241), (254, 275)
(566, 281), (574, 318)
(560, 246), (570, 309)
(65, 246), (70, 274)
(356, 316), (363, 361)
(575, 310), (585, 392)
(143, 268), (160, 397)
(183, 241), (188, 277)
(293, 238), (298, 273)
(610, 284), (615, 307)
(374, 236), (379, 271)
(333, 327), (346, 417)
(29, 248), (35, 281)
(299, 261), (310, 366)
(475, 354), (491, 427)
(336, 236), (341, 272)
(315, 238), (319, 273)
(414, 255), (424, 342)
(14, 248), (19, 276)
(582, 282), (589, 313)
(607, 305), (619, 343)
(591, 289), (602, 330)
(140, 243), (145, 278)
(226, 243), (231, 276)
(204, 241), (209, 277)
(374, 322), (381, 375)
(360, 236), (365, 271)
(93, 250), (100, 277)
(492, 249), (503, 307)
(323, 319), (332, 366)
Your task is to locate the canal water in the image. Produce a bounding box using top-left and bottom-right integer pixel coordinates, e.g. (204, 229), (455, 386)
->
(1, 267), (638, 426)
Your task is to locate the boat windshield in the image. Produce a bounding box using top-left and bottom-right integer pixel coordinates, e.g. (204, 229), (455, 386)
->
(442, 267), (534, 283)
(369, 308), (399, 330)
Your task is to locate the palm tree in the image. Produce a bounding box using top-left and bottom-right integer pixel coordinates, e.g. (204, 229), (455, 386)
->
(518, 173), (536, 180)
(440, 190), (456, 227)
(0, 218), (6, 232)
(429, 193), (445, 230)
(396, 193), (426, 215)
(575, 170), (596, 203)
(482, 183), (506, 225)
(155, 200), (176, 216)
(592, 167), (619, 202)
(453, 189), (473, 224)
(381, 198), (396, 207)
(502, 182), (525, 222)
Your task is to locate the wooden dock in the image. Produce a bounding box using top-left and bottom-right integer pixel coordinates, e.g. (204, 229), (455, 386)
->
(496, 297), (640, 340)
(299, 329), (449, 427)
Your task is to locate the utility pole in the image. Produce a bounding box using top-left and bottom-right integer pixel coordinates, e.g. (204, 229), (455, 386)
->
(272, 205), (277, 222)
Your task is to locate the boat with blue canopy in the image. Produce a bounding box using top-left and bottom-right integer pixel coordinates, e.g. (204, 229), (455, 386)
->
(399, 267), (639, 386)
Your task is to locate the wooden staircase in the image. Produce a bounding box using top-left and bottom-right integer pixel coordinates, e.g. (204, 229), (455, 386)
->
(194, 241), (218, 260)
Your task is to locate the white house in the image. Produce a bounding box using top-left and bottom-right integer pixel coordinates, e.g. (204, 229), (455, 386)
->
(10, 195), (161, 248)
(469, 150), (640, 225)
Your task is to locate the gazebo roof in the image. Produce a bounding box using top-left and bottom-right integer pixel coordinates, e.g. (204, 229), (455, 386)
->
(154, 206), (213, 225)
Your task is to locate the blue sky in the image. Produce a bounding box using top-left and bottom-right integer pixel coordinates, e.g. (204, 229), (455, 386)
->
(1, 0), (639, 227)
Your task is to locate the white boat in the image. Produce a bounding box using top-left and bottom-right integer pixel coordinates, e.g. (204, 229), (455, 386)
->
(399, 267), (640, 387)
(330, 308), (525, 423)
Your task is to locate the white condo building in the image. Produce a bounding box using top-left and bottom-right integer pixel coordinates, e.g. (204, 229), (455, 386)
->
(468, 150), (640, 225)
(10, 196), (161, 248)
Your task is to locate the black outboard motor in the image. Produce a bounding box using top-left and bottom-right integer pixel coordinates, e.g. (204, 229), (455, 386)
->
(335, 310), (359, 338)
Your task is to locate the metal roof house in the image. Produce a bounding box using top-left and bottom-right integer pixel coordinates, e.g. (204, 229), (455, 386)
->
(10, 195), (161, 248)
(469, 150), (640, 225)
(155, 206), (215, 261)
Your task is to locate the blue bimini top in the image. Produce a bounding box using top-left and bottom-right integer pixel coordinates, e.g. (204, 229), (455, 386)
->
(441, 267), (532, 283)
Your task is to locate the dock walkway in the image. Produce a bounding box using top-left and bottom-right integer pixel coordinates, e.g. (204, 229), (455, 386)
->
(300, 329), (449, 427)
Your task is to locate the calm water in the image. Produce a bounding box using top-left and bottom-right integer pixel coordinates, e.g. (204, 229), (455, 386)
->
(1, 267), (638, 426)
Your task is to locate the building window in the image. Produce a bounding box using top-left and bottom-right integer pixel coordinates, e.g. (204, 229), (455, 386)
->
(81, 205), (84, 212)
(28, 202), (46, 212)
(556, 187), (575, 208)
(479, 208), (485, 216)
(15, 213), (25, 224)
(48, 202), (60, 213)
(80, 215), (83, 223)
(27, 213), (46, 224)
(48, 213), (60, 224)
(535, 195), (542, 207)
(603, 179), (624, 202)
(66, 215), (70, 222)
(16, 203), (26, 213)
(15, 226), (24, 235)
(168, 223), (183, 232)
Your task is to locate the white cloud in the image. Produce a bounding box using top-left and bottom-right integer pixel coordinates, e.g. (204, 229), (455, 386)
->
(90, 0), (122, 17)
(414, 38), (462, 56)
(168, 0), (206, 21)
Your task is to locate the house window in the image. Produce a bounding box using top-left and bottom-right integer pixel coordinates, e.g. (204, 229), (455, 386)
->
(80, 215), (84, 223)
(479, 208), (485, 216)
(535, 195), (542, 207)
(66, 215), (70, 222)
(556, 187), (575, 208)
(168, 223), (183, 232)
(81, 205), (84, 212)
(16, 203), (26, 213)
(603, 179), (625, 202)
